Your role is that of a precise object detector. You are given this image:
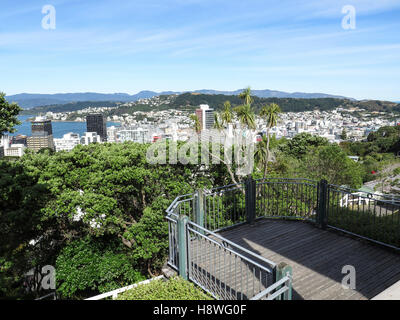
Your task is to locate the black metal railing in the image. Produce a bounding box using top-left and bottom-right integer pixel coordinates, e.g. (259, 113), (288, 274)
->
(255, 178), (319, 221)
(326, 184), (400, 250)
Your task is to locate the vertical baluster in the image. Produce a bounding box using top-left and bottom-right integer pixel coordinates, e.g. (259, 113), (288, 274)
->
(223, 247), (226, 299)
(229, 251), (233, 299)
(240, 258), (243, 300)
(267, 183), (270, 216)
(253, 267), (256, 299)
(214, 242), (216, 294)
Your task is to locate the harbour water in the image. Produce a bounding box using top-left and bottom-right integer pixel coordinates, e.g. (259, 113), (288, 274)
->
(9, 115), (120, 139)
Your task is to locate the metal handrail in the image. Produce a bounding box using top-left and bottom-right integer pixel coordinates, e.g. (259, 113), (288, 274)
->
(166, 193), (194, 215)
(207, 183), (245, 192)
(250, 275), (291, 300)
(205, 185), (244, 196)
(328, 184), (400, 202)
(35, 292), (56, 300)
(255, 177), (317, 183)
(188, 220), (276, 272)
(257, 180), (317, 187)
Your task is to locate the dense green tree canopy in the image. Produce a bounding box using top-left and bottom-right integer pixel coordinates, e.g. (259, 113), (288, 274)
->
(300, 144), (364, 188)
(279, 132), (329, 158)
(367, 126), (400, 153)
(0, 141), (230, 299)
(0, 92), (21, 137)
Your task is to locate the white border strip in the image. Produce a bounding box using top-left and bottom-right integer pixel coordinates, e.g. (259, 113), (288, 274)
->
(85, 275), (165, 300)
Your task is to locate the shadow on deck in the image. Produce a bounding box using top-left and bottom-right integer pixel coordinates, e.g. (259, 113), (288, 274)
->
(218, 218), (400, 300)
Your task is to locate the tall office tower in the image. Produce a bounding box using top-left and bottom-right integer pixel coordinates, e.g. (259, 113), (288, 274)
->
(86, 114), (107, 142)
(204, 108), (215, 130)
(195, 104), (215, 131)
(31, 116), (53, 136)
(27, 116), (55, 152)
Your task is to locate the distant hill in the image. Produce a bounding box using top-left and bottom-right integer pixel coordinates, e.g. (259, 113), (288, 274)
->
(167, 93), (350, 113)
(352, 100), (400, 113)
(7, 89), (352, 109)
(21, 92), (400, 116)
(6, 91), (177, 109)
(191, 89), (351, 100)
(20, 101), (123, 115)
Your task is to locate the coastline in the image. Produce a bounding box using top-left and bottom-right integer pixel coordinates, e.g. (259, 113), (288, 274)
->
(12, 115), (122, 138)
(23, 117), (121, 124)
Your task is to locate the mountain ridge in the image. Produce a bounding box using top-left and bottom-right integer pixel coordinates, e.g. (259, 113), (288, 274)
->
(7, 89), (352, 109)
(20, 92), (400, 117)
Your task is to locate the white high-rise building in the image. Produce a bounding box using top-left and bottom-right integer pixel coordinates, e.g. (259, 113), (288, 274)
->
(80, 132), (102, 145)
(119, 127), (150, 143)
(54, 133), (81, 152)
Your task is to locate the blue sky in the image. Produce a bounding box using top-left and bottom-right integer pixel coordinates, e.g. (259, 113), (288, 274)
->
(1, 0), (400, 101)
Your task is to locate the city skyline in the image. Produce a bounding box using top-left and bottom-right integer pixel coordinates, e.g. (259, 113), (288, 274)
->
(1, 1), (400, 101)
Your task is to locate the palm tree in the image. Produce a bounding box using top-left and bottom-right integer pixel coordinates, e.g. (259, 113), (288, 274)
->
(235, 87), (256, 130)
(254, 135), (268, 175)
(221, 101), (233, 125)
(190, 114), (201, 133)
(234, 104), (256, 130)
(233, 88), (257, 180)
(259, 103), (281, 178)
(238, 86), (253, 106)
(213, 112), (223, 130)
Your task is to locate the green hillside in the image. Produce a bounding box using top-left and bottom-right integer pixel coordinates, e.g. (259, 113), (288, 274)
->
(20, 93), (400, 116)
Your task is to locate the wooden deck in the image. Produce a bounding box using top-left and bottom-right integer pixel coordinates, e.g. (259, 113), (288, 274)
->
(215, 219), (400, 300)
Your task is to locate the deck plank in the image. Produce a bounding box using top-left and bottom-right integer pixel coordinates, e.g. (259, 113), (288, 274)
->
(202, 219), (400, 300)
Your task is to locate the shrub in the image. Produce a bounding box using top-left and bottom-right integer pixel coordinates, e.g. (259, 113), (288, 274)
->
(56, 237), (146, 299)
(116, 276), (213, 300)
(326, 205), (400, 248)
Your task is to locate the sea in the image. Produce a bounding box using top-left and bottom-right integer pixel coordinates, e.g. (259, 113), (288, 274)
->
(9, 115), (120, 139)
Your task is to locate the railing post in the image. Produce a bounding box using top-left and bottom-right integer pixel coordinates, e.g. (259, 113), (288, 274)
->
(245, 176), (256, 224)
(275, 262), (293, 300)
(317, 179), (328, 229)
(177, 215), (189, 280)
(195, 189), (205, 234)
